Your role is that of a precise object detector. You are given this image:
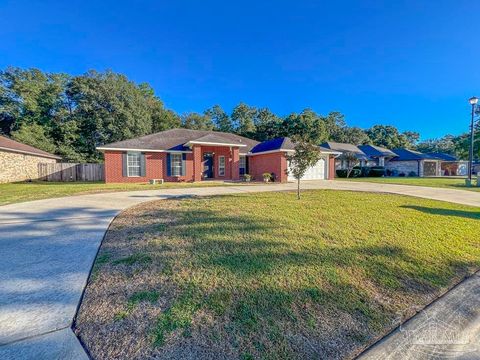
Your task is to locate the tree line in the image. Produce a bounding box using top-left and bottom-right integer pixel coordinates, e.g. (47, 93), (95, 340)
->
(0, 67), (475, 162)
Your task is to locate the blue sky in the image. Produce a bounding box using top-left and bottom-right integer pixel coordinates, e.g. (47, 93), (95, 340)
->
(0, 0), (478, 139)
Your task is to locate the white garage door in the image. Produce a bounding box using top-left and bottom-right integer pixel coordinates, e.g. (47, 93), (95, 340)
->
(288, 157), (327, 181)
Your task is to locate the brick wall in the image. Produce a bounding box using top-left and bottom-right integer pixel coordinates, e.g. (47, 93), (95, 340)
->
(0, 150), (57, 183)
(104, 151), (165, 183)
(192, 145), (202, 182)
(195, 146), (240, 181)
(104, 148), (236, 183)
(231, 147), (240, 181)
(249, 152), (288, 182)
(328, 156), (335, 180)
(385, 160), (421, 176)
(161, 152), (195, 182)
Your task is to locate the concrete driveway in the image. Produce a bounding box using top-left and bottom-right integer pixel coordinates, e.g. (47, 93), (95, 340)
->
(0, 181), (479, 359)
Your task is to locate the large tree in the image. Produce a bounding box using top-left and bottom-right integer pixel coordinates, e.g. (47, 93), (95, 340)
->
(366, 125), (418, 149)
(11, 122), (56, 153)
(253, 107), (282, 141)
(205, 105), (233, 132)
(67, 70), (168, 161)
(152, 109), (181, 133)
(181, 112), (214, 130)
(282, 109), (328, 144)
(0, 67), (76, 157)
(416, 135), (457, 155)
(0, 67), (71, 134)
(0, 68), (181, 162)
(231, 102), (257, 137)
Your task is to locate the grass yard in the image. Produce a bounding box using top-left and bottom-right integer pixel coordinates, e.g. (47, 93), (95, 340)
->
(341, 176), (480, 191)
(0, 180), (238, 206)
(75, 190), (480, 360)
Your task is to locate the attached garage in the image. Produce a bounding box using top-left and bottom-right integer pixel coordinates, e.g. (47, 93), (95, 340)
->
(288, 156), (328, 181)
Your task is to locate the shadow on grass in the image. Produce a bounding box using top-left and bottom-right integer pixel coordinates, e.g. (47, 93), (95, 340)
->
(104, 198), (480, 293)
(401, 205), (480, 220)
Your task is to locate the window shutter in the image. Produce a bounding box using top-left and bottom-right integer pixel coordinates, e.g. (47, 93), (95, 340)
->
(122, 153), (127, 177)
(181, 153), (186, 176)
(166, 153), (171, 176)
(246, 156), (249, 175)
(140, 153), (146, 177)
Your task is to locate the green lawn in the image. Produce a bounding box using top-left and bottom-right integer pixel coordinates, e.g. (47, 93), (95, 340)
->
(76, 190), (480, 360)
(341, 176), (480, 191)
(0, 180), (239, 206)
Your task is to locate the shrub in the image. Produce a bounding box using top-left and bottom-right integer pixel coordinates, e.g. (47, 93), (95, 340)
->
(408, 171), (417, 177)
(369, 166), (385, 177)
(359, 166), (371, 177)
(399, 172), (406, 177)
(262, 173), (272, 182)
(242, 174), (251, 182)
(336, 169), (348, 178)
(336, 169), (361, 178)
(353, 166), (366, 177)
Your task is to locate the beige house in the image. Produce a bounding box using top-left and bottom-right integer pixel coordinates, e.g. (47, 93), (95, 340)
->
(0, 135), (61, 183)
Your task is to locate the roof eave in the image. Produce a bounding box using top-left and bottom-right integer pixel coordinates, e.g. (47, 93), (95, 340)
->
(0, 146), (62, 160)
(96, 147), (192, 153)
(248, 149), (295, 156)
(185, 141), (247, 147)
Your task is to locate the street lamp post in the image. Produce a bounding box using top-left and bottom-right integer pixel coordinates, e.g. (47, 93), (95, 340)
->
(468, 96), (478, 186)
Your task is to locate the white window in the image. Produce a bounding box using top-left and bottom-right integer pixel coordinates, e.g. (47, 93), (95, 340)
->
(239, 155), (246, 174)
(218, 156), (225, 176)
(171, 153), (182, 176)
(127, 152), (141, 177)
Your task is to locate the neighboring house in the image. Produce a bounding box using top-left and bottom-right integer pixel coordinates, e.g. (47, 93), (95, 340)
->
(474, 162), (480, 175)
(426, 153), (468, 176)
(357, 144), (397, 167)
(0, 135), (61, 183)
(97, 129), (338, 183)
(386, 148), (443, 177)
(320, 142), (369, 169)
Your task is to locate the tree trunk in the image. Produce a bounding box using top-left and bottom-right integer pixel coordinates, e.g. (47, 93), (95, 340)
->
(297, 178), (300, 200)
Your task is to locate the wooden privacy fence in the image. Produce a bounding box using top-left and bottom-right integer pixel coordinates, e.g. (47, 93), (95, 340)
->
(38, 163), (104, 182)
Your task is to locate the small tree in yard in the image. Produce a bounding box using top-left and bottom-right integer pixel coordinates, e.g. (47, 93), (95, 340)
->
(287, 136), (321, 199)
(341, 151), (359, 178)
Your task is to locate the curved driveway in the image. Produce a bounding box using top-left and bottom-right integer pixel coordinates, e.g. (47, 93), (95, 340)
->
(0, 180), (479, 359)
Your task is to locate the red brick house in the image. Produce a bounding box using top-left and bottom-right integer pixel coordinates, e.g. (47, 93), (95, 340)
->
(97, 129), (338, 183)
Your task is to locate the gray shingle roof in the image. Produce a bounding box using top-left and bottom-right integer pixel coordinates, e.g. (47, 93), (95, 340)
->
(320, 141), (369, 160)
(250, 138), (293, 153)
(390, 148), (442, 161)
(250, 137), (342, 154)
(358, 144), (397, 158)
(186, 133), (248, 147)
(426, 152), (458, 161)
(97, 129), (259, 153)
